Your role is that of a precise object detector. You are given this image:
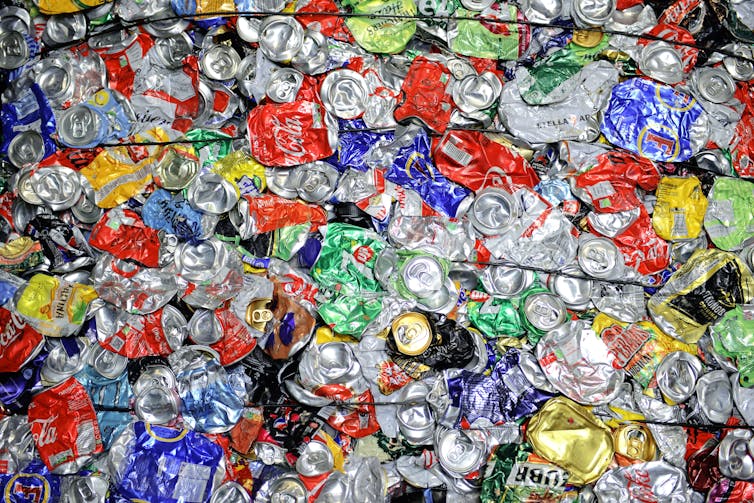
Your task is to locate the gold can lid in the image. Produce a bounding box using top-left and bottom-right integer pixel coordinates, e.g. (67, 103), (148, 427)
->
(612, 423), (657, 461)
(572, 29), (604, 48)
(245, 297), (273, 332)
(391, 312), (433, 356)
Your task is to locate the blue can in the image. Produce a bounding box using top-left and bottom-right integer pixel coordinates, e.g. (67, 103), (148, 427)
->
(601, 78), (705, 162)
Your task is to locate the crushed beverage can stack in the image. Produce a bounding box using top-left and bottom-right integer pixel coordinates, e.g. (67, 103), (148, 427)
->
(2, 0), (754, 501)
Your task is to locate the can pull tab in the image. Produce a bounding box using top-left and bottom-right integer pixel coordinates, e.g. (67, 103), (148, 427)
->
(482, 166), (513, 189)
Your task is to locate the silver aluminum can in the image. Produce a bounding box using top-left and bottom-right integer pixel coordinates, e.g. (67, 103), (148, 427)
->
(417, 278), (458, 315)
(296, 161), (339, 203)
(452, 72), (502, 114)
(291, 29), (329, 75)
(153, 33), (193, 70)
(71, 180), (103, 224)
(266, 68), (304, 103)
(460, 0), (494, 10)
(0, 31), (29, 70)
(586, 207), (640, 238)
(696, 369), (733, 424)
(60, 475), (109, 503)
(693, 66), (737, 104)
(258, 16), (304, 63)
(718, 429), (754, 480)
(572, 0), (615, 27)
(468, 187), (519, 236)
(133, 364), (177, 397)
(523, 292), (568, 332)
(175, 238), (229, 283)
(264, 475), (307, 503)
(34, 56), (75, 108)
(134, 384), (181, 424)
(88, 344), (128, 380)
(546, 265), (594, 311)
(395, 454), (443, 489)
(187, 172), (239, 214)
(435, 427), (486, 477)
(0, 6), (31, 34)
(29, 166), (82, 211)
(656, 351), (703, 405)
(200, 44), (241, 82)
(397, 381), (435, 445)
(143, 16), (190, 38)
(481, 263), (535, 298)
(188, 309), (224, 346)
(57, 104), (106, 148)
(41, 338), (89, 386)
(236, 53), (257, 99)
(298, 341), (363, 392)
(724, 44), (754, 81)
(401, 255), (445, 298)
(7, 131), (44, 169)
(210, 481), (251, 503)
(42, 13), (87, 46)
(264, 167), (300, 199)
(732, 372), (754, 426)
(320, 69), (369, 120)
(536, 319), (623, 405)
(520, 0), (566, 22)
(236, 17), (262, 43)
(154, 145), (199, 190)
(295, 440), (334, 477)
(639, 42), (685, 85)
(578, 236), (624, 280)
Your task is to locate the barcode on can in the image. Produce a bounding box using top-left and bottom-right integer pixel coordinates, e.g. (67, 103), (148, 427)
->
(441, 138), (473, 166)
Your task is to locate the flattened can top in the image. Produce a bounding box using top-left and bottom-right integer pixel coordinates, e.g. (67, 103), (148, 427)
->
(200, 44), (241, 82)
(391, 312), (433, 356)
(258, 16), (304, 63)
(523, 291), (568, 332)
(320, 69), (369, 120)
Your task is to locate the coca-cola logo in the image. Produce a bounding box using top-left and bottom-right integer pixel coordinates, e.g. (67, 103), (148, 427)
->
(32, 415), (58, 447)
(0, 312), (25, 348)
(624, 469), (658, 503)
(270, 115), (306, 158)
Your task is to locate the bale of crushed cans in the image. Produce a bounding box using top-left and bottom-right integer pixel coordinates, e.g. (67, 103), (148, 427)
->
(5, 0), (754, 501)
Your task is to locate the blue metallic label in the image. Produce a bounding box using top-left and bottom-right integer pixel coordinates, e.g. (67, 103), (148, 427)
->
(601, 78), (704, 162)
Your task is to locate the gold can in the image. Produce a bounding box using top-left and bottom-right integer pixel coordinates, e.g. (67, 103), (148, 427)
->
(390, 312), (433, 356)
(572, 29), (604, 48)
(612, 423), (657, 462)
(526, 396), (614, 485)
(245, 297), (273, 332)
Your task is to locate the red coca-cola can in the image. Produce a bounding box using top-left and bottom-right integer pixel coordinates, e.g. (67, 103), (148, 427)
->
(247, 100), (337, 166)
(28, 376), (103, 474)
(0, 307), (45, 373)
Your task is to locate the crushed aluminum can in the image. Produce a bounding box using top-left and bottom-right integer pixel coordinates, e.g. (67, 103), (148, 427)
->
(87, 343), (128, 380)
(295, 440), (334, 477)
(133, 384), (181, 425)
(593, 460), (695, 502)
(481, 263), (536, 298)
(258, 16), (304, 63)
(638, 41), (686, 85)
(210, 481), (251, 503)
(451, 72), (502, 115)
(522, 291), (568, 333)
(468, 187), (519, 236)
(546, 266), (594, 311)
(29, 166), (82, 212)
(153, 144), (200, 191)
(434, 426), (487, 477)
(536, 319), (624, 405)
(692, 66), (737, 105)
(7, 131), (45, 169)
(572, 0), (616, 27)
(188, 309), (224, 346)
(295, 161), (340, 203)
(391, 312), (433, 356)
(396, 380), (435, 445)
(187, 172), (240, 215)
(695, 369), (733, 424)
(718, 429), (754, 480)
(0, 31), (29, 70)
(40, 338), (89, 386)
(578, 235), (626, 280)
(200, 44), (241, 82)
(656, 350), (704, 405)
(42, 13), (87, 47)
(320, 69), (369, 120)
(291, 29), (329, 75)
(611, 423), (657, 462)
(526, 396), (614, 485)
(266, 68), (304, 103)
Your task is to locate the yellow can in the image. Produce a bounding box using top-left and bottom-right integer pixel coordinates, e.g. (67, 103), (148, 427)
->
(526, 396), (614, 485)
(652, 176), (707, 241)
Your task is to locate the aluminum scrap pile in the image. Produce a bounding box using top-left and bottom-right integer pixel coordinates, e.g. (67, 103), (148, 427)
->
(2, 0), (754, 501)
